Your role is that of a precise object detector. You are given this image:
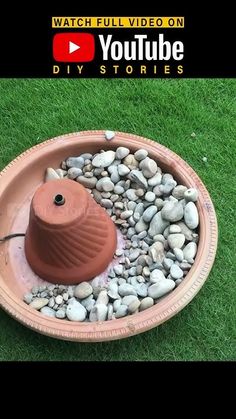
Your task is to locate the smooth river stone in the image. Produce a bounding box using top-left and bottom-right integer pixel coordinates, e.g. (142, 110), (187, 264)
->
(66, 300), (87, 321)
(148, 212), (170, 237)
(148, 172), (162, 186)
(129, 169), (148, 189)
(143, 205), (158, 223)
(105, 130), (115, 140)
(29, 298), (49, 310)
(77, 176), (97, 189)
(67, 167), (83, 179)
(92, 150), (116, 168)
(172, 185), (188, 199)
(170, 264), (184, 279)
(115, 147), (130, 160)
(139, 297), (154, 311)
(150, 269), (166, 283)
(148, 279), (175, 299)
(74, 282), (93, 299)
(167, 233), (185, 249)
(89, 304), (108, 322)
(161, 201), (184, 222)
(183, 242), (197, 261)
(184, 188), (198, 202)
(184, 202), (199, 229)
(45, 168), (60, 182)
(135, 216), (149, 233)
(141, 157), (158, 178)
(134, 149), (148, 161)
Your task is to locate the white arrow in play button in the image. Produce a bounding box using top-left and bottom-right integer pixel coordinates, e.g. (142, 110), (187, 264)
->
(69, 41), (80, 54)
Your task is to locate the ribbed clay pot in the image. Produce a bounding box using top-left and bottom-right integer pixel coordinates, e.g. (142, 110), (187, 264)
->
(0, 131), (218, 342)
(25, 179), (117, 284)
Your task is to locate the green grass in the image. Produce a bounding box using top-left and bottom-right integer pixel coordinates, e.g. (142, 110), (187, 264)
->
(0, 79), (235, 361)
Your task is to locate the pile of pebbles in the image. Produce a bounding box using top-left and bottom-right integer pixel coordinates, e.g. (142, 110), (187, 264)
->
(24, 134), (199, 322)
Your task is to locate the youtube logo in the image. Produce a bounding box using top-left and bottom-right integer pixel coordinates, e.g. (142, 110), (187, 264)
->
(53, 33), (95, 62)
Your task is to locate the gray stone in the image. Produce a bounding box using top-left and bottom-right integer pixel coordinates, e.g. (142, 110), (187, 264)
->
(89, 304), (108, 322)
(163, 179), (177, 195)
(92, 150), (115, 167)
(176, 221), (196, 241)
(56, 309), (66, 319)
(129, 249), (140, 262)
(167, 233), (185, 249)
(40, 306), (56, 317)
(96, 290), (109, 305)
(115, 305), (128, 318)
(126, 189), (139, 201)
(96, 177), (114, 192)
(145, 191), (156, 202)
(184, 188), (198, 202)
(120, 210), (133, 219)
(183, 242), (197, 261)
(153, 234), (165, 243)
(114, 265), (123, 276)
(140, 297), (154, 311)
(115, 147), (130, 160)
(114, 185), (125, 194)
(45, 168), (60, 182)
(79, 153), (93, 160)
(29, 298), (49, 310)
(128, 298), (140, 313)
(122, 295), (137, 306)
(123, 154), (139, 170)
(108, 283), (120, 300)
(148, 212), (170, 237)
(74, 282), (93, 299)
(113, 299), (122, 311)
(141, 157), (158, 178)
(148, 280), (175, 299)
(148, 241), (165, 263)
(135, 217), (149, 233)
(55, 295), (63, 305)
(172, 185), (188, 199)
(23, 293), (33, 304)
(100, 199), (113, 209)
(118, 164), (130, 176)
(170, 264), (184, 279)
(163, 258), (174, 270)
(127, 201), (137, 211)
(129, 170), (148, 189)
(66, 157), (84, 169)
(169, 224), (182, 234)
(184, 202), (199, 229)
(68, 167), (83, 179)
(150, 269), (166, 283)
(155, 198), (164, 209)
(135, 283), (148, 297)
(161, 201), (184, 222)
(134, 149), (148, 161)
(66, 300), (87, 321)
(173, 248), (184, 262)
(148, 172), (162, 187)
(76, 176), (97, 189)
(118, 284), (137, 297)
(105, 130), (115, 141)
(107, 304), (114, 320)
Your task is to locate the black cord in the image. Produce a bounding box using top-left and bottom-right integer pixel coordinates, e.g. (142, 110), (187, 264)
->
(0, 233), (26, 242)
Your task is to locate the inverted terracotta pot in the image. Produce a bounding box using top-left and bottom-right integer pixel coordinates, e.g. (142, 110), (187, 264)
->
(24, 179), (117, 284)
(0, 131), (218, 342)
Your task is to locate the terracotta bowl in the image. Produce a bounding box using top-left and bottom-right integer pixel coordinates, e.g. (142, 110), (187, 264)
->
(0, 131), (218, 342)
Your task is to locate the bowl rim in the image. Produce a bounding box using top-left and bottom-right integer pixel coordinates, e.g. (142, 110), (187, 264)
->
(0, 130), (218, 342)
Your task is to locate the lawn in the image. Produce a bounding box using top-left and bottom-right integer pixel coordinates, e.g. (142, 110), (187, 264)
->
(0, 78), (235, 361)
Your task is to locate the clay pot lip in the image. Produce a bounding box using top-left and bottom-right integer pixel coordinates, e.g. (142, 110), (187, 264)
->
(0, 130), (218, 342)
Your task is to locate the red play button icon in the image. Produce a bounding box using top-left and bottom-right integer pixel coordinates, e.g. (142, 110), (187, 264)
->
(53, 33), (95, 62)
